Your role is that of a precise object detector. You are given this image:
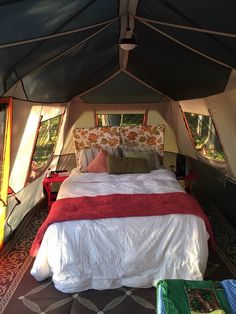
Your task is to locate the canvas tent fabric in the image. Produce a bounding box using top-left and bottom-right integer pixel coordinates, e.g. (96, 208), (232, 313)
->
(1, 0), (236, 103)
(4, 101), (68, 242)
(2, 0), (236, 246)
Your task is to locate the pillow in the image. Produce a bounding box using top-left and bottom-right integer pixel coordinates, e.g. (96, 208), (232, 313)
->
(123, 151), (155, 170)
(105, 146), (122, 157)
(77, 147), (121, 172)
(119, 125), (164, 152)
(121, 145), (162, 169)
(86, 150), (108, 173)
(77, 147), (100, 172)
(73, 126), (121, 151)
(107, 155), (150, 174)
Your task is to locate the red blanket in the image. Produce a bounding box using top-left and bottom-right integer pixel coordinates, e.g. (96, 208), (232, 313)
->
(30, 192), (215, 257)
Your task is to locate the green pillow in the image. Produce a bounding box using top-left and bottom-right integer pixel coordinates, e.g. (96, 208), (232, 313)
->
(107, 156), (150, 174)
(123, 151), (155, 170)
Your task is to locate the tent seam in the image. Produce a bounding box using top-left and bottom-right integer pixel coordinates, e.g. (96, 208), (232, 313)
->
(138, 18), (233, 70)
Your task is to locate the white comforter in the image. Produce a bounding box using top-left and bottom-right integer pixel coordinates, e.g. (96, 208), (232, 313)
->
(31, 169), (209, 293)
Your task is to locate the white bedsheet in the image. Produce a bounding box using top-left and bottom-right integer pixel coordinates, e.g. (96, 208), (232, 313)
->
(57, 168), (184, 198)
(31, 169), (209, 293)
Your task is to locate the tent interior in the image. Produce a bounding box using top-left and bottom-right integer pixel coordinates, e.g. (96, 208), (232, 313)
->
(0, 0), (236, 310)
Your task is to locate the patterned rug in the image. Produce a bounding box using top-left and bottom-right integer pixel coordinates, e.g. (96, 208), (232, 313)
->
(0, 204), (47, 313)
(0, 201), (235, 314)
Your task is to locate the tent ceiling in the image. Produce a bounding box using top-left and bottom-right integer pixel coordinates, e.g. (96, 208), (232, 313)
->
(0, 0), (236, 103)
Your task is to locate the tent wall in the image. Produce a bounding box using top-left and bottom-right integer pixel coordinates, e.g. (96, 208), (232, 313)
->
(4, 74), (236, 241)
(4, 99), (68, 242)
(174, 71), (236, 179)
(158, 99), (196, 160)
(189, 158), (236, 229)
(61, 98), (179, 170)
(62, 98), (179, 153)
(5, 97), (182, 243)
(206, 90), (236, 178)
(158, 72), (236, 227)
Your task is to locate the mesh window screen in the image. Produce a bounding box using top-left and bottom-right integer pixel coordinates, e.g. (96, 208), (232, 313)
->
(27, 114), (62, 184)
(97, 114), (145, 126)
(184, 112), (225, 161)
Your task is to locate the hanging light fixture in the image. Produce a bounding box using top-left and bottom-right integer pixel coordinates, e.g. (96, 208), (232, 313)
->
(119, 28), (138, 51)
(119, 14), (138, 51)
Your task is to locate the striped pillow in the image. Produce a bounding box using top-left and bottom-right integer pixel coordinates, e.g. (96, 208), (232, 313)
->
(76, 148), (99, 172)
(77, 147), (121, 172)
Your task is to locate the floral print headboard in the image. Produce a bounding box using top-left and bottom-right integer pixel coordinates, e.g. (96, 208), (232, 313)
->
(73, 125), (164, 156)
(119, 125), (164, 155)
(73, 126), (121, 151)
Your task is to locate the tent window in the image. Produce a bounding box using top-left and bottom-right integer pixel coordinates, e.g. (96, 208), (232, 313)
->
(26, 114), (62, 184)
(184, 112), (225, 161)
(97, 113), (146, 127)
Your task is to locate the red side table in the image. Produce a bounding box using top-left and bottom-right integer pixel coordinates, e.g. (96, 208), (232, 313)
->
(43, 174), (69, 209)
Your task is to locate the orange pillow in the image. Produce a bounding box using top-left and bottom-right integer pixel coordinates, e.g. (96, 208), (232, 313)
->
(86, 150), (108, 173)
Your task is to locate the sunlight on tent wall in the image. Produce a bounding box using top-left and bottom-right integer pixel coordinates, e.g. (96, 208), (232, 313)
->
(4, 103), (67, 243)
(10, 106), (64, 192)
(10, 106), (42, 192)
(0, 99), (12, 248)
(206, 90), (236, 178)
(0, 105), (7, 192)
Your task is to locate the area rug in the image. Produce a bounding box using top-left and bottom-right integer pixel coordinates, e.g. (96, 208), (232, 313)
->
(0, 204), (47, 313)
(0, 201), (235, 314)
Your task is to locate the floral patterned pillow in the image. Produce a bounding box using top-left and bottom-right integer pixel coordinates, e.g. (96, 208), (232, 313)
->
(119, 125), (164, 156)
(73, 126), (121, 151)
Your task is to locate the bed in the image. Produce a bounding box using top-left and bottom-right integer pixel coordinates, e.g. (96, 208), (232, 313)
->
(30, 167), (212, 293)
(30, 125), (213, 293)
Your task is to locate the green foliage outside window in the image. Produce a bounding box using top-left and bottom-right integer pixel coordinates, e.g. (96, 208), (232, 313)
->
(184, 112), (225, 161)
(27, 115), (62, 183)
(98, 114), (144, 126)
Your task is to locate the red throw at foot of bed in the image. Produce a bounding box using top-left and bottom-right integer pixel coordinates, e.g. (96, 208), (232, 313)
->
(30, 192), (215, 257)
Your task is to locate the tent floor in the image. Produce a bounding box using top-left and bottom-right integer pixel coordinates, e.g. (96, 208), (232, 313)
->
(0, 198), (235, 314)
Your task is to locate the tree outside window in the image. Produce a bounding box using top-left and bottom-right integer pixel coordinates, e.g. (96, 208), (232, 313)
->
(184, 112), (225, 161)
(97, 114), (145, 126)
(26, 114), (62, 184)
